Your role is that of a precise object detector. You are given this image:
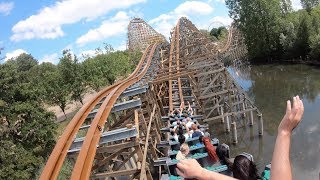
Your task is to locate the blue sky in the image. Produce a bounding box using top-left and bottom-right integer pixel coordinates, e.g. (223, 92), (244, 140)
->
(0, 0), (302, 64)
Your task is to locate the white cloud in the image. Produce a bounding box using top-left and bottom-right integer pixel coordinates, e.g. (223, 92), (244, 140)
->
(149, 1), (214, 38)
(10, 0), (146, 41)
(63, 44), (73, 51)
(76, 11), (130, 46)
(292, 0), (302, 10)
(79, 49), (98, 58)
(40, 53), (59, 64)
(115, 41), (127, 51)
(215, 0), (225, 3)
(209, 16), (232, 28)
(0, 2), (14, 16)
(207, 0), (224, 3)
(174, 1), (213, 15)
(5, 49), (27, 61)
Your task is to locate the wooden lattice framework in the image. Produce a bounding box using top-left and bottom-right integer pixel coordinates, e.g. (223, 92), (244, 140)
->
(128, 18), (167, 51)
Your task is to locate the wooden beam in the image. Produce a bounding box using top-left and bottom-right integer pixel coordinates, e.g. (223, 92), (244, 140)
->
(194, 67), (225, 77)
(152, 71), (196, 83)
(113, 149), (138, 171)
(200, 72), (223, 96)
(92, 148), (127, 170)
(96, 141), (139, 154)
(199, 89), (237, 100)
(91, 168), (141, 178)
(140, 105), (156, 180)
(204, 108), (257, 122)
(134, 110), (140, 139)
(110, 110), (134, 129)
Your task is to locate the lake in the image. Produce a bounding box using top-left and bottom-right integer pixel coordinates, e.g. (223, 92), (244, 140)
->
(209, 62), (320, 179)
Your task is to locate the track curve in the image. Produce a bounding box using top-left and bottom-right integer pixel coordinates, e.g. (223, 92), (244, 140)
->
(71, 43), (158, 179)
(40, 44), (155, 180)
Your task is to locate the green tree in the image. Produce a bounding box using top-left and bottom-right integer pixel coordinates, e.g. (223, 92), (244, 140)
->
(210, 26), (228, 41)
(280, 0), (293, 15)
(82, 55), (110, 91)
(29, 62), (57, 101)
(301, 0), (320, 12)
(0, 53), (57, 179)
(308, 5), (320, 60)
(309, 34), (320, 60)
(226, 0), (282, 60)
(82, 50), (135, 91)
(59, 50), (86, 104)
(43, 69), (69, 118)
(71, 58), (86, 104)
(295, 12), (312, 57)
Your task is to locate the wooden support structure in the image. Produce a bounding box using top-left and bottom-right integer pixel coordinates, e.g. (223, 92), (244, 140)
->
(43, 17), (262, 180)
(258, 114), (264, 136)
(232, 122), (238, 144)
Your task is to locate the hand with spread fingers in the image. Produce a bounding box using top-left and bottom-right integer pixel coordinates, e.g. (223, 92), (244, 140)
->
(278, 95), (304, 135)
(271, 96), (304, 180)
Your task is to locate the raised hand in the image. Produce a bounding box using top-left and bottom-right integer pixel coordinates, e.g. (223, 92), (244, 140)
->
(278, 96), (304, 135)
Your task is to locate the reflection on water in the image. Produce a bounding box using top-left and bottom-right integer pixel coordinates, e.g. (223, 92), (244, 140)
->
(210, 62), (320, 179)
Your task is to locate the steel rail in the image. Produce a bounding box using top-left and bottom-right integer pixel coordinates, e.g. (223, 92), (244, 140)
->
(71, 43), (158, 179)
(40, 45), (153, 180)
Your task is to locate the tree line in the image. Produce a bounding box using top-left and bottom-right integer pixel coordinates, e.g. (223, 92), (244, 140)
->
(225, 0), (320, 63)
(0, 46), (141, 179)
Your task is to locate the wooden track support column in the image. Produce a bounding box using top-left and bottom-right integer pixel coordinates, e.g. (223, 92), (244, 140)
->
(226, 115), (230, 133)
(249, 110), (254, 126)
(231, 122), (238, 144)
(258, 114), (264, 136)
(140, 105), (156, 180)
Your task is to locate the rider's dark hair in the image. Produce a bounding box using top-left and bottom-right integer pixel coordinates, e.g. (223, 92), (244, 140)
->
(232, 155), (260, 180)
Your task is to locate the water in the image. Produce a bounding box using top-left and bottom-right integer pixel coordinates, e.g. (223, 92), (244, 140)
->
(209, 62), (320, 179)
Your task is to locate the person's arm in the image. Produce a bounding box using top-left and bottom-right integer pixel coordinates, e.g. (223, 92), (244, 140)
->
(183, 122), (190, 135)
(182, 122), (187, 130)
(271, 96), (304, 180)
(187, 101), (192, 110)
(180, 102), (184, 110)
(176, 159), (236, 180)
(187, 102), (194, 115)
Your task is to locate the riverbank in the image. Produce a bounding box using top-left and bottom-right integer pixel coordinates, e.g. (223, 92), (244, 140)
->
(249, 58), (320, 66)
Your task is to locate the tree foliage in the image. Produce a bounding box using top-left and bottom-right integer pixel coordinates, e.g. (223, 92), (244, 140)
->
(226, 0), (282, 60)
(301, 0), (320, 12)
(0, 45), (142, 179)
(82, 50), (139, 91)
(0, 53), (57, 179)
(210, 26), (228, 41)
(226, 0), (320, 62)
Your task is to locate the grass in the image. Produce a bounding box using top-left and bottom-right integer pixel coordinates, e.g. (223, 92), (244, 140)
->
(55, 117), (72, 140)
(55, 107), (81, 139)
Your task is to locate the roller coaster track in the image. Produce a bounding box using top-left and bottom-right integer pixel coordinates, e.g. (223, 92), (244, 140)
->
(41, 17), (260, 180)
(41, 43), (159, 179)
(70, 44), (158, 179)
